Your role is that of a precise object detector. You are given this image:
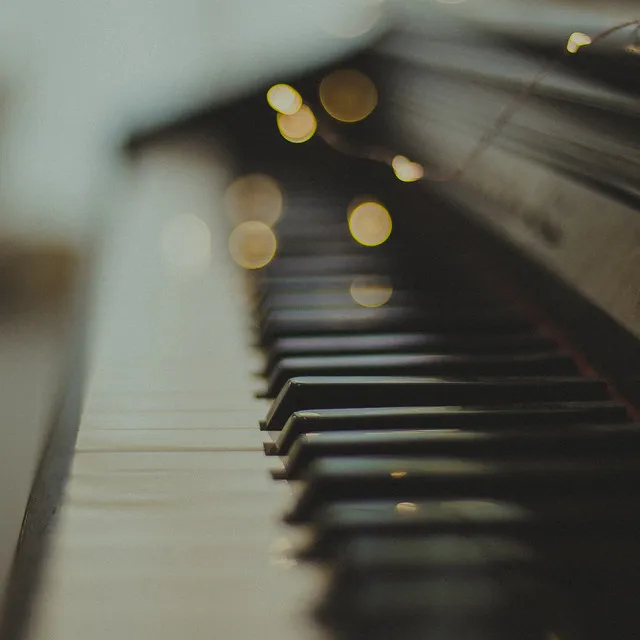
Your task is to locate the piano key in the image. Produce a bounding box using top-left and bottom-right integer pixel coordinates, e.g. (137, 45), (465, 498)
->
(255, 275), (391, 298)
(263, 332), (557, 375)
(286, 455), (640, 523)
(262, 255), (388, 277)
(272, 240), (361, 258)
(259, 307), (531, 344)
(307, 497), (640, 560)
(332, 534), (532, 574)
(264, 351), (579, 397)
(319, 573), (555, 640)
(319, 536), (536, 632)
(256, 290), (415, 315)
(268, 401), (629, 456)
(278, 422), (640, 479)
(262, 376), (611, 431)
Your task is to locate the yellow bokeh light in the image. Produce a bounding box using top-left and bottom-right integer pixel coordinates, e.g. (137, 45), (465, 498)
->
(277, 104), (317, 143)
(319, 69), (378, 123)
(350, 276), (393, 307)
(566, 32), (592, 53)
(266, 84), (302, 115)
(390, 471), (407, 479)
(223, 174), (283, 227)
(228, 221), (277, 270)
(348, 200), (392, 247)
(392, 155), (424, 182)
(395, 502), (418, 513)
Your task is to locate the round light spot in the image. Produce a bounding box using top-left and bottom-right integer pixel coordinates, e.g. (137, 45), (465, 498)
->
(266, 84), (303, 115)
(223, 174), (283, 226)
(392, 155), (424, 182)
(277, 104), (317, 143)
(161, 214), (211, 274)
(350, 276), (393, 307)
(319, 69), (378, 123)
(348, 200), (392, 247)
(228, 221), (277, 270)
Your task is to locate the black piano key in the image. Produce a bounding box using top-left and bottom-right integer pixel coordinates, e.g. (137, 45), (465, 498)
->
(257, 290), (414, 312)
(320, 536), (537, 632)
(307, 497), (640, 560)
(268, 401), (628, 456)
(259, 307), (531, 344)
(272, 240), (359, 258)
(256, 290), (508, 317)
(286, 455), (640, 523)
(332, 534), (532, 577)
(262, 255), (388, 277)
(262, 376), (611, 431)
(321, 573), (560, 640)
(278, 422), (640, 479)
(255, 275), (391, 299)
(263, 332), (557, 376)
(264, 351), (579, 397)
(257, 280), (493, 308)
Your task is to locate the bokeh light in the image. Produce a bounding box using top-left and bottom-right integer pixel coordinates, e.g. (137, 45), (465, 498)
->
(319, 69), (378, 123)
(395, 502), (418, 513)
(228, 221), (277, 270)
(566, 32), (592, 53)
(277, 104), (317, 143)
(350, 276), (393, 307)
(266, 84), (302, 115)
(392, 155), (424, 182)
(348, 199), (392, 246)
(223, 174), (283, 227)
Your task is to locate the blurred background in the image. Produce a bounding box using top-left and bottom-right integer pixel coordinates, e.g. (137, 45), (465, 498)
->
(0, 0), (634, 243)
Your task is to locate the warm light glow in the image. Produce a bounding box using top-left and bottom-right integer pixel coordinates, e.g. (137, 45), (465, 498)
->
(223, 174), (283, 226)
(395, 502), (418, 513)
(266, 84), (302, 115)
(350, 276), (393, 307)
(228, 221), (277, 270)
(566, 32), (592, 53)
(161, 214), (211, 274)
(319, 69), (378, 123)
(390, 471), (407, 478)
(277, 104), (317, 143)
(392, 155), (424, 182)
(348, 200), (392, 247)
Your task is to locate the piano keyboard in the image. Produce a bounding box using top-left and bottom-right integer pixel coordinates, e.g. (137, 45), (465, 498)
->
(249, 161), (640, 638)
(12, 137), (640, 640)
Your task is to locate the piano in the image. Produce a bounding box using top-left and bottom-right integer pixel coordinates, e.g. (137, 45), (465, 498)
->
(2, 3), (639, 639)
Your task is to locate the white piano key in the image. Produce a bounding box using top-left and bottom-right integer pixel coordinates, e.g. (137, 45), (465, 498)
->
(23, 143), (326, 640)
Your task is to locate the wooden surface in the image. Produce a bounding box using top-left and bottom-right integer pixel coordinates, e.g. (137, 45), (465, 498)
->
(22, 143), (327, 640)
